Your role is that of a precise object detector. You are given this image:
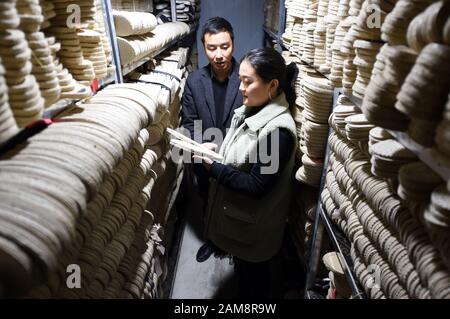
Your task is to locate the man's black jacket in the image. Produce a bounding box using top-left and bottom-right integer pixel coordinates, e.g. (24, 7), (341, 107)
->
(181, 58), (243, 143)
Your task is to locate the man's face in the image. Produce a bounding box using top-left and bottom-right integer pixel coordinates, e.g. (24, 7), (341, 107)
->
(204, 31), (234, 76)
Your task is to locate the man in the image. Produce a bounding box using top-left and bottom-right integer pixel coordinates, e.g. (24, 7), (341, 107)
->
(181, 17), (243, 263)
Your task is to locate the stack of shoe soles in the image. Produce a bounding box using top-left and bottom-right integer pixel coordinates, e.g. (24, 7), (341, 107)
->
(295, 153), (324, 187)
(398, 161), (442, 206)
(300, 119), (329, 159)
(293, 6), (305, 59)
(117, 22), (190, 67)
(38, 0), (85, 100)
(394, 43), (450, 147)
(111, 0), (153, 12)
(286, 0), (302, 22)
(40, 0), (55, 30)
(407, 1), (450, 149)
(357, 154), (448, 298)
(295, 63), (313, 110)
(322, 0), (340, 73)
(313, 0), (328, 68)
(325, 155), (392, 299)
(0, 78), (191, 298)
(48, 26), (95, 86)
(368, 41), (386, 78)
(339, 0), (364, 94)
(434, 94), (450, 161)
(133, 70), (182, 109)
(0, 1), (44, 127)
(381, 0), (437, 45)
(368, 127), (392, 155)
(0, 58), (19, 144)
(423, 185), (450, 272)
(329, 95), (360, 136)
(323, 162), (349, 231)
(340, 18), (358, 95)
(303, 203), (316, 246)
(302, 74), (333, 125)
(290, 20), (303, 59)
(321, 186), (342, 229)
(16, 0), (61, 108)
(50, 0), (112, 85)
(330, 16), (351, 87)
(78, 29), (108, 80)
(154, 0), (200, 24)
(362, 44), (416, 131)
(281, 3), (295, 49)
(82, 0), (111, 80)
(113, 10), (157, 37)
(156, 46), (190, 70)
(406, 1), (450, 53)
(302, 17), (316, 65)
(352, 40), (383, 100)
(94, 0), (112, 65)
(344, 113), (374, 155)
(299, 72), (332, 168)
(370, 139), (417, 180)
(292, 62), (304, 143)
(325, 125), (450, 299)
(51, 0), (96, 28)
(342, 0), (388, 93)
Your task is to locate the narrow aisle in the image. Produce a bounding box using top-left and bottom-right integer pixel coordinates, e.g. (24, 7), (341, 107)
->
(170, 167), (238, 299)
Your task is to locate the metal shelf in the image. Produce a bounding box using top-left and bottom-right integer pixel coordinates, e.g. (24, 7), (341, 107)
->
(318, 202), (365, 299)
(297, 57), (331, 80)
(263, 26), (279, 41)
(122, 26), (197, 77)
(43, 99), (79, 119)
(98, 71), (116, 89)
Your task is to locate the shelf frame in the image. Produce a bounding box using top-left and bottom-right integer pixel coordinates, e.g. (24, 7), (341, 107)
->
(170, 0), (177, 22)
(318, 202), (365, 299)
(102, 0), (123, 84)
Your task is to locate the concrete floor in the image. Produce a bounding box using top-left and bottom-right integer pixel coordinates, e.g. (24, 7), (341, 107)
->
(170, 167), (238, 299)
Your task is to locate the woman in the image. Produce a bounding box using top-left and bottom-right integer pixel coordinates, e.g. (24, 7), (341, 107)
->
(193, 47), (298, 298)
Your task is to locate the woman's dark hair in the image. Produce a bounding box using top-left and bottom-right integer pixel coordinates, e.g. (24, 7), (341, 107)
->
(241, 48), (298, 108)
(201, 17), (234, 44)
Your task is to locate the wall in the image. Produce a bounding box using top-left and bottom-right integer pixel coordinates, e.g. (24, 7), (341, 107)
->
(196, 0), (265, 68)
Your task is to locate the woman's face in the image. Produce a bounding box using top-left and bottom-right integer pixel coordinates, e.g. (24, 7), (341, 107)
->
(239, 59), (274, 107)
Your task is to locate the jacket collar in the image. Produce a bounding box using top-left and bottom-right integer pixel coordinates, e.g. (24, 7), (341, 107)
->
(233, 93), (289, 132)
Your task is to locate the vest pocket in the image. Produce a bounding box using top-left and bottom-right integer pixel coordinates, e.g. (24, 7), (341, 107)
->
(216, 191), (260, 245)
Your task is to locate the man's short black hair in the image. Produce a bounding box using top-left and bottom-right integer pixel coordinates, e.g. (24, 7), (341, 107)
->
(201, 17), (234, 44)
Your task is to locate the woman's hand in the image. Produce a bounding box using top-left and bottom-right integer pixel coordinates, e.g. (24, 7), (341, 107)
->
(202, 142), (218, 152)
(192, 154), (214, 170)
(192, 143), (218, 170)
